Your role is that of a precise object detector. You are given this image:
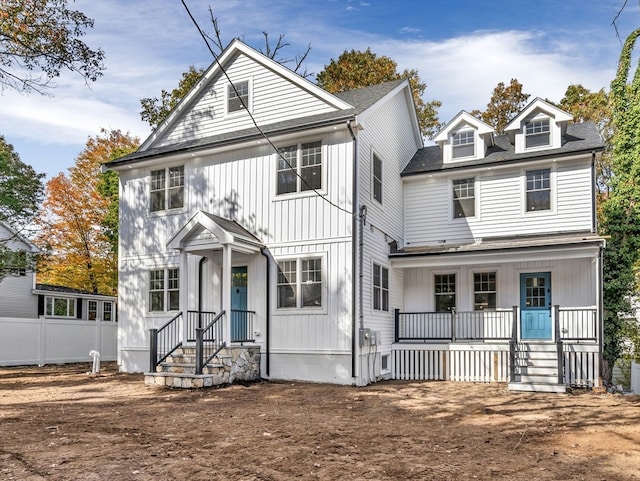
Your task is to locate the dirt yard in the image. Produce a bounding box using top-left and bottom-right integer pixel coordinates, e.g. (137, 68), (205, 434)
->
(1, 363), (639, 481)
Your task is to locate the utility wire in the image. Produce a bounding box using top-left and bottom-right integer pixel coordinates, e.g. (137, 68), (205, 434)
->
(180, 0), (354, 217)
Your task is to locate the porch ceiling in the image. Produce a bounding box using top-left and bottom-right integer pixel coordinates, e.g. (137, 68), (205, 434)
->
(167, 210), (264, 254)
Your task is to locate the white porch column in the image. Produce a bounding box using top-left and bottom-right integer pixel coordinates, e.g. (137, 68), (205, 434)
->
(180, 249), (189, 344)
(221, 244), (232, 345)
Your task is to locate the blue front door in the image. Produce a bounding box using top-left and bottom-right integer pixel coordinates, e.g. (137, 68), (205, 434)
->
(520, 272), (552, 339)
(231, 266), (248, 341)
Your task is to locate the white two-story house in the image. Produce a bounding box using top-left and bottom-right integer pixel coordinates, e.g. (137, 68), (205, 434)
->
(107, 40), (605, 392)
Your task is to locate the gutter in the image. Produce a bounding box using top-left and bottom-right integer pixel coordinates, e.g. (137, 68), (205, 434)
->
(347, 119), (359, 379)
(260, 248), (271, 376)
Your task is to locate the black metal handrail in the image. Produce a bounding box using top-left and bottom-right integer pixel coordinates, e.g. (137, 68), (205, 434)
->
(231, 309), (255, 344)
(195, 310), (226, 374)
(149, 311), (183, 372)
(186, 310), (217, 342)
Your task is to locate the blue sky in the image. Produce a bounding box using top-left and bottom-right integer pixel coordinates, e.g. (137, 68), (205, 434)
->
(1, 0), (638, 180)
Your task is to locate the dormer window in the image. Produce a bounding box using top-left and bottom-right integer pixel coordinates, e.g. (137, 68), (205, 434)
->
(525, 118), (550, 148)
(227, 80), (249, 112)
(452, 130), (475, 159)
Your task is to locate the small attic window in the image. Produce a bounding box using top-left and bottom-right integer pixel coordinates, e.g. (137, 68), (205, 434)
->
(228, 80), (249, 112)
(452, 130), (474, 159)
(525, 118), (550, 148)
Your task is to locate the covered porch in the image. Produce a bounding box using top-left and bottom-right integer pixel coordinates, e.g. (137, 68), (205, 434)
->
(147, 211), (265, 386)
(389, 234), (605, 392)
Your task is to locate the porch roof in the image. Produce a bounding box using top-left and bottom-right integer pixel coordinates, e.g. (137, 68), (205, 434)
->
(167, 211), (264, 254)
(390, 231), (606, 267)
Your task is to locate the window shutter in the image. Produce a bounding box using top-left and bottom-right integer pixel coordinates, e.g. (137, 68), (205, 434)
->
(37, 295), (44, 316)
(77, 299), (83, 319)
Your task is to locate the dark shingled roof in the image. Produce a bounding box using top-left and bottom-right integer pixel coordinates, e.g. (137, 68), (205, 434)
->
(34, 284), (115, 298)
(107, 80), (405, 168)
(402, 121), (604, 177)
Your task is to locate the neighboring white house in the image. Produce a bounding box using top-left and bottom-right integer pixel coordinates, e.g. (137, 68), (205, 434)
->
(106, 40), (605, 392)
(0, 222), (118, 366)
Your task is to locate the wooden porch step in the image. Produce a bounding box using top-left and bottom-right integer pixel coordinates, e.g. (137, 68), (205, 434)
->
(508, 382), (566, 393)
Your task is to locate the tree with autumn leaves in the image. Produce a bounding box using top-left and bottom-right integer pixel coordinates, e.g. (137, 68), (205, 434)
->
(36, 129), (138, 295)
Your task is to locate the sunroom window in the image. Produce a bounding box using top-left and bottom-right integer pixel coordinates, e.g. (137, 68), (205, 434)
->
(525, 118), (550, 148)
(452, 130), (474, 159)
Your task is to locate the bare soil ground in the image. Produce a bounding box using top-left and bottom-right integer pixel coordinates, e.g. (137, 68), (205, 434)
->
(1, 363), (639, 481)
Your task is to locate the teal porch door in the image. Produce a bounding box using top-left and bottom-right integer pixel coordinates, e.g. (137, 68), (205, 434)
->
(520, 272), (552, 340)
(231, 266), (248, 341)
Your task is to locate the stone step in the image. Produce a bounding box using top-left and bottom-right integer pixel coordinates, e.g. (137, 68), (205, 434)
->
(156, 362), (224, 375)
(144, 372), (219, 389)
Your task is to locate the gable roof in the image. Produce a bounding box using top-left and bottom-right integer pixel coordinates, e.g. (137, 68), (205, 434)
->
(433, 110), (494, 142)
(402, 121), (603, 177)
(106, 79), (406, 169)
(0, 221), (39, 253)
(504, 97), (573, 132)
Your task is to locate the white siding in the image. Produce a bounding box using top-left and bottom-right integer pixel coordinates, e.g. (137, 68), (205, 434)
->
(0, 274), (37, 318)
(158, 54), (336, 147)
(404, 158), (594, 246)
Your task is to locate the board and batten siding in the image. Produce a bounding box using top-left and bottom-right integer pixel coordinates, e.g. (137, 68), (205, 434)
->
(404, 158), (594, 246)
(158, 53), (337, 147)
(402, 257), (597, 313)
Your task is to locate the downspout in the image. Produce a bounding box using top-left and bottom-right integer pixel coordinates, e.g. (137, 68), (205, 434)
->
(260, 247), (271, 376)
(591, 151), (597, 233)
(347, 119), (359, 379)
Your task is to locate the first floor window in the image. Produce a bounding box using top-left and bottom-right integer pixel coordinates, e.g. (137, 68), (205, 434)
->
(45, 297), (75, 318)
(88, 300), (98, 320)
(526, 168), (550, 211)
(453, 177), (475, 218)
(103, 301), (113, 321)
(373, 263), (389, 311)
(474, 272), (496, 310)
(435, 274), (456, 312)
(277, 257), (322, 308)
(277, 141), (322, 194)
(150, 166), (184, 212)
(149, 268), (180, 312)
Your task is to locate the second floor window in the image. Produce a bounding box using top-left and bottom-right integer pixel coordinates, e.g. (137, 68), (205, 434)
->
(373, 154), (383, 203)
(277, 141), (322, 195)
(228, 80), (249, 112)
(149, 268), (180, 312)
(525, 118), (550, 148)
(435, 274), (456, 312)
(150, 166), (184, 212)
(452, 130), (474, 159)
(453, 178), (475, 218)
(526, 168), (550, 211)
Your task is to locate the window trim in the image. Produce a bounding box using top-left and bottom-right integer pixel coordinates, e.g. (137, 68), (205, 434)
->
(275, 255), (326, 312)
(523, 167), (554, 214)
(275, 140), (325, 197)
(452, 177), (476, 219)
(524, 117), (551, 149)
(372, 262), (389, 312)
(372, 152), (383, 204)
(148, 267), (180, 313)
(45, 296), (76, 319)
(225, 79), (252, 115)
(149, 165), (185, 214)
(473, 271), (497, 311)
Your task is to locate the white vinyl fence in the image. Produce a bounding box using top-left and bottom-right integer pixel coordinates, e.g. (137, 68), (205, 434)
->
(0, 317), (117, 366)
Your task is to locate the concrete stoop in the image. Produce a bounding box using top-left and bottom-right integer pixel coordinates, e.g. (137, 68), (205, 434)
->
(145, 345), (260, 389)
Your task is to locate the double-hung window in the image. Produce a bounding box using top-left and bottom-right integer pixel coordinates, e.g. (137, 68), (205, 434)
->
(452, 130), (474, 159)
(277, 141), (322, 195)
(526, 168), (551, 211)
(45, 297), (75, 318)
(453, 178), (475, 218)
(277, 258), (323, 309)
(88, 300), (98, 320)
(372, 154), (383, 203)
(103, 301), (113, 321)
(525, 118), (550, 148)
(227, 80), (249, 112)
(149, 268), (180, 312)
(435, 274), (456, 312)
(373, 263), (389, 311)
(150, 166), (184, 212)
(473, 272), (496, 310)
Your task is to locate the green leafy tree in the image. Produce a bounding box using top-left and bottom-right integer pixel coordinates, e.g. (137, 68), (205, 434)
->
(0, 135), (44, 280)
(316, 48), (441, 138)
(471, 79), (530, 134)
(600, 28), (640, 380)
(558, 84), (612, 194)
(0, 0), (105, 93)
